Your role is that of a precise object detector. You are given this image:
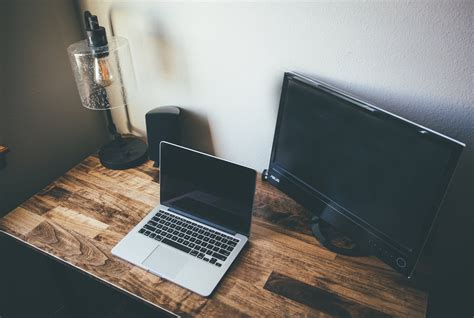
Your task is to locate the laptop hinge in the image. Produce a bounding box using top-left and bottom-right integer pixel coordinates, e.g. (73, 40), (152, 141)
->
(167, 207), (238, 236)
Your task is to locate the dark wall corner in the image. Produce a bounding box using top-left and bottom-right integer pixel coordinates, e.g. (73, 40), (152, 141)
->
(0, 0), (109, 216)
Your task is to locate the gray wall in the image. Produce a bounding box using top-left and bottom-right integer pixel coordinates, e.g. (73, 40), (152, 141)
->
(0, 0), (108, 216)
(81, 1), (472, 170)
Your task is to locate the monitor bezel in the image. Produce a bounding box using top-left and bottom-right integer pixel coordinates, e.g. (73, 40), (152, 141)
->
(267, 72), (465, 276)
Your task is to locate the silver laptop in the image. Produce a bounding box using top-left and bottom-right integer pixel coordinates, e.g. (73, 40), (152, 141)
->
(112, 142), (256, 296)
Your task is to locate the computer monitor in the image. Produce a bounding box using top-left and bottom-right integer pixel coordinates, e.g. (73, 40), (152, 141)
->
(266, 72), (464, 277)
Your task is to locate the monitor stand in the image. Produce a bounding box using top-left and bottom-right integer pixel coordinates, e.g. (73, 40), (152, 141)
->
(310, 215), (369, 257)
(261, 169), (369, 257)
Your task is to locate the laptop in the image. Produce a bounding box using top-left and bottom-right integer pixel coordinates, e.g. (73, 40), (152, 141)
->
(112, 142), (256, 296)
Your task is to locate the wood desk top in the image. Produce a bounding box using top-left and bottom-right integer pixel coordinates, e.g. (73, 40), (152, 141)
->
(0, 156), (427, 317)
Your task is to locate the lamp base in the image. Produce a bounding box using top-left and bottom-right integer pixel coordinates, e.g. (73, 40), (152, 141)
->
(98, 136), (148, 170)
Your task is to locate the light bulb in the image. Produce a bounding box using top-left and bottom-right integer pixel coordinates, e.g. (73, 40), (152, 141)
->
(93, 56), (114, 87)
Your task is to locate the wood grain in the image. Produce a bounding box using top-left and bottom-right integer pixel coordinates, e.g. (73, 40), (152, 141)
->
(44, 206), (109, 238)
(0, 155), (428, 317)
(1, 207), (44, 236)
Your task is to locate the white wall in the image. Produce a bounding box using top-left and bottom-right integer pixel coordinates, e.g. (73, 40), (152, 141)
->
(80, 1), (472, 172)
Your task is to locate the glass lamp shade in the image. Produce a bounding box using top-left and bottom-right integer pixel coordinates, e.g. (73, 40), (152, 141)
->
(67, 36), (136, 110)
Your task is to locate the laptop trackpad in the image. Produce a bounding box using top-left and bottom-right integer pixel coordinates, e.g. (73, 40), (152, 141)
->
(142, 245), (189, 279)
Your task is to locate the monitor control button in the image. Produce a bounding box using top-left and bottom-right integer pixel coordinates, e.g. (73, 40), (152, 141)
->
(396, 257), (407, 268)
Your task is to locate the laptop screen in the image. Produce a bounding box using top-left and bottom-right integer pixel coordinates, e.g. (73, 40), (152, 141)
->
(159, 142), (256, 235)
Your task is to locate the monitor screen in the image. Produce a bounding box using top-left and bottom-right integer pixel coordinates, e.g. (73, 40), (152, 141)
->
(268, 73), (464, 274)
(160, 142), (256, 235)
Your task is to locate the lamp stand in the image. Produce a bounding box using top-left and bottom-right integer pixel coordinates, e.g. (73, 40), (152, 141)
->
(98, 108), (148, 170)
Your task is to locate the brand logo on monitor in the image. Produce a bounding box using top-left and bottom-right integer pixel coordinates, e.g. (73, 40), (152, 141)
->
(270, 175), (280, 183)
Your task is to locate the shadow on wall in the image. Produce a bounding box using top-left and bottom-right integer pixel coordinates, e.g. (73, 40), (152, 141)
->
(86, 3), (214, 156)
(179, 108), (215, 156)
(102, 3), (192, 138)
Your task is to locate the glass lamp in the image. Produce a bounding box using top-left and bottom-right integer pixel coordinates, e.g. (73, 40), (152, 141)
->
(67, 11), (147, 170)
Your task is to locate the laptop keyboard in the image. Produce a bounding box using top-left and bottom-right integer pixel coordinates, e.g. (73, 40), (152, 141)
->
(138, 210), (239, 267)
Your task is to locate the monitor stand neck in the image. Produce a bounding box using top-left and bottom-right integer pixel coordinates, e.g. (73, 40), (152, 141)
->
(261, 169), (370, 257)
(310, 215), (370, 257)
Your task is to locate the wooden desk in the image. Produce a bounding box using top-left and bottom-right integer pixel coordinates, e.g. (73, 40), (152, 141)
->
(0, 156), (427, 317)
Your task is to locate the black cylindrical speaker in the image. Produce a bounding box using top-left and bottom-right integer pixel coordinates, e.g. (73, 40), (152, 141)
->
(145, 106), (181, 167)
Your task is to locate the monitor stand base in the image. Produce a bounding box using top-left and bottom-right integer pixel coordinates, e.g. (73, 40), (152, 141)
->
(310, 216), (369, 257)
